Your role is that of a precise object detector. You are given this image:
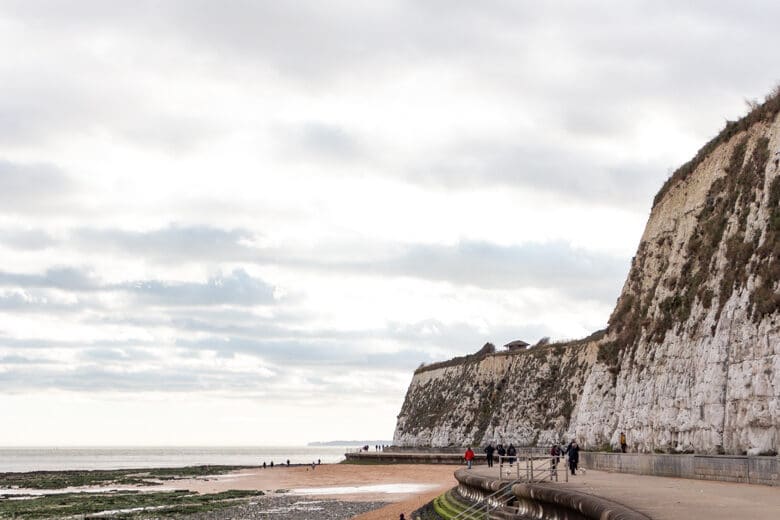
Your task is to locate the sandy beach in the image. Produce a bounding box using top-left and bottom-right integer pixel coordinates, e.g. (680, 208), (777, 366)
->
(173, 463), (457, 518)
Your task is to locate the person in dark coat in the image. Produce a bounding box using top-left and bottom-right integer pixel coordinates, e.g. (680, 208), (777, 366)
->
(550, 444), (561, 477)
(566, 439), (580, 475)
(507, 444), (517, 466)
(497, 443), (506, 463)
(484, 443), (495, 468)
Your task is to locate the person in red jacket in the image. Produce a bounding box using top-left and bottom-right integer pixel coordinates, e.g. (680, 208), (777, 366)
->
(464, 446), (475, 469)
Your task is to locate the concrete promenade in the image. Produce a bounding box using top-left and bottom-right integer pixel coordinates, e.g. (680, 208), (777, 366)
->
(469, 464), (780, 519)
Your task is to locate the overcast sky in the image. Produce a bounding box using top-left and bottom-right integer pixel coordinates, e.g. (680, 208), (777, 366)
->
(1, 1), (778, 446)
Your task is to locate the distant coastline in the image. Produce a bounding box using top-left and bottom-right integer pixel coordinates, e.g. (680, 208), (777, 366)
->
(0, 446), (352, 473)
(307, 440), (392, 446)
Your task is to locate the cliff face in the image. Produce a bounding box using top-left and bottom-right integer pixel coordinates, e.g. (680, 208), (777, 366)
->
(394, 94), (780, 455)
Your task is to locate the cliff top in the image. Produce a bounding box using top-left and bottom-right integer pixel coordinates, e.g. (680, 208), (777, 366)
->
(413, 329), (605, 374)
(653, 86), (780, 208)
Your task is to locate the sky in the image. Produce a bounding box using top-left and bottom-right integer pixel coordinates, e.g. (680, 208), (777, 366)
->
(1, 1), (779, 446)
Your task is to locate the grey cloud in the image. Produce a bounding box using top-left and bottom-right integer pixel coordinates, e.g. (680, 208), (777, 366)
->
(0, 363), (401, 401)
(0, 229), (56, 250)
(73, 225), (263, 263)
(72, 225), (629, 299)
(79, 348), (158, 363)
(371, 241), (628, 303)
(0, 354), (55, 365)
(0, 291), (86, 313)
(0, 367), (255, 393)
(171, 317), (557, 371)
(121, 269), (276, 307)
(176, 335), (436, 372)
(0, 267), (100, 291)
(0, 265), (276, 307)
(0, 335), (159, 351)
(283, 122), (362, 162)
(412, 139), (669, 208)
(0, 160), (73, 212)
(3, 227), (628, 301)
(0, 36), (222, 150)
(2, 1), (779, 210)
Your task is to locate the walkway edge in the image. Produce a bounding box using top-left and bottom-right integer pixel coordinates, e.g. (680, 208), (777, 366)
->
(512, 483), (651, 520)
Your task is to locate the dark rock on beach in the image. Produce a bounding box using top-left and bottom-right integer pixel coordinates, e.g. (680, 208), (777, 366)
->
(183, 495), (388, 519)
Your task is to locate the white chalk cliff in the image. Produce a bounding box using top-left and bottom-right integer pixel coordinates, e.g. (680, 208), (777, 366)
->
(394, 92), (780, 455)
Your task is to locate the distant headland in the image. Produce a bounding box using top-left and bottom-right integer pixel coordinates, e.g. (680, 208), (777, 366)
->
(307, 440), (392, 446)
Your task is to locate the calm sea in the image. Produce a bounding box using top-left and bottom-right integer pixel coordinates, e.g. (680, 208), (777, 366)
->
(0, 446), (362, 473)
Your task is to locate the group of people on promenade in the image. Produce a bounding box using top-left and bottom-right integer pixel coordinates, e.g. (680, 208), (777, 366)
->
(466, 432), (628, 476)
(481, 442), (517, 468)
(463, 438), (590, 476)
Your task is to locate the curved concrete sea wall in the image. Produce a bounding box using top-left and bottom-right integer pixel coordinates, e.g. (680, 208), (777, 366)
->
(395, 95), (780, 456)
(441, 469), (650, 520)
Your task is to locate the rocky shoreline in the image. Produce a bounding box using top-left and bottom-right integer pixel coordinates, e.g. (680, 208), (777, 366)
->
(186, 495), (388, 519)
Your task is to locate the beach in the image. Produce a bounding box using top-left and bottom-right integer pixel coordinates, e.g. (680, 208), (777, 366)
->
(0, 463), (457, 519)
(178, 463), (456, 518)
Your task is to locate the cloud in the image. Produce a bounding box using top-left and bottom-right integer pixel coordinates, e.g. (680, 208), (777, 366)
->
(0, 265), (276, 307)
(73, 225), (631, 299)
(409, 139), (670, 208)
(281, 122), (362, 162)
(122, 269), (276, 307)
(0, 160), (74, 213)
(0, 290), (86, 313)
(72, 225), (264, 263)
(0, 229), (56, 250)
(0, 267), (100, 291)
(339, 241), (629, 302)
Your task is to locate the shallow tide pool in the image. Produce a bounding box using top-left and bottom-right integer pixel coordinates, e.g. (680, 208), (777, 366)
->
(292, 483), (437, 495)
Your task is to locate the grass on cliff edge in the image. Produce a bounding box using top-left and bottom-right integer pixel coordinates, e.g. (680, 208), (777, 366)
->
(0, 465), (256, 490)
(0, 489), (265, 519)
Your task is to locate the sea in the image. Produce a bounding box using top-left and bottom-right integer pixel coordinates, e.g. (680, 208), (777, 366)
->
(0, 446), (367, 473)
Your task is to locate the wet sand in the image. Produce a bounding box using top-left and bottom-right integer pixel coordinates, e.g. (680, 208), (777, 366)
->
(173, 463), (456, 517)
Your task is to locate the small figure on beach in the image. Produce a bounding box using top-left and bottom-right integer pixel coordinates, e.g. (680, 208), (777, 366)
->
(311, 461), (316, 470)
(464, 446), (475, 469)
(317, 459), (321, 465)
(565, 439), (580, 475)
(270, 461), (274, 468)
(262, 462), (266, 469)
(286, 459), (290, 467)
(399, 514), (406, 520)
(620, 431), (627, 453)
(484, 443), (495, 468)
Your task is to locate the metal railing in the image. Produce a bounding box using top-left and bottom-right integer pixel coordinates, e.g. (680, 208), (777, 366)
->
(451, 478), (521, 520)
(497, 454), (568, 483)
(447, 454), (568, 520)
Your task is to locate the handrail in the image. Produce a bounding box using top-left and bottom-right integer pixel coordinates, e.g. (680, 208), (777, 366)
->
(450, 479), (520, 520)
(497, 454), (568, 483)
(449, 453), (569, 519)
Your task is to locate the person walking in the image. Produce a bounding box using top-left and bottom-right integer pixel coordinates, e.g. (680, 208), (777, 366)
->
(507, 444), (517, 467)
(620, 432), (627, 453)
(484, 443), (495, 468)
(565, 439), (580, 475)
(550, 444), (561, 478)
(464, 446), (475, 469)
(496, 443), (506, 466)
